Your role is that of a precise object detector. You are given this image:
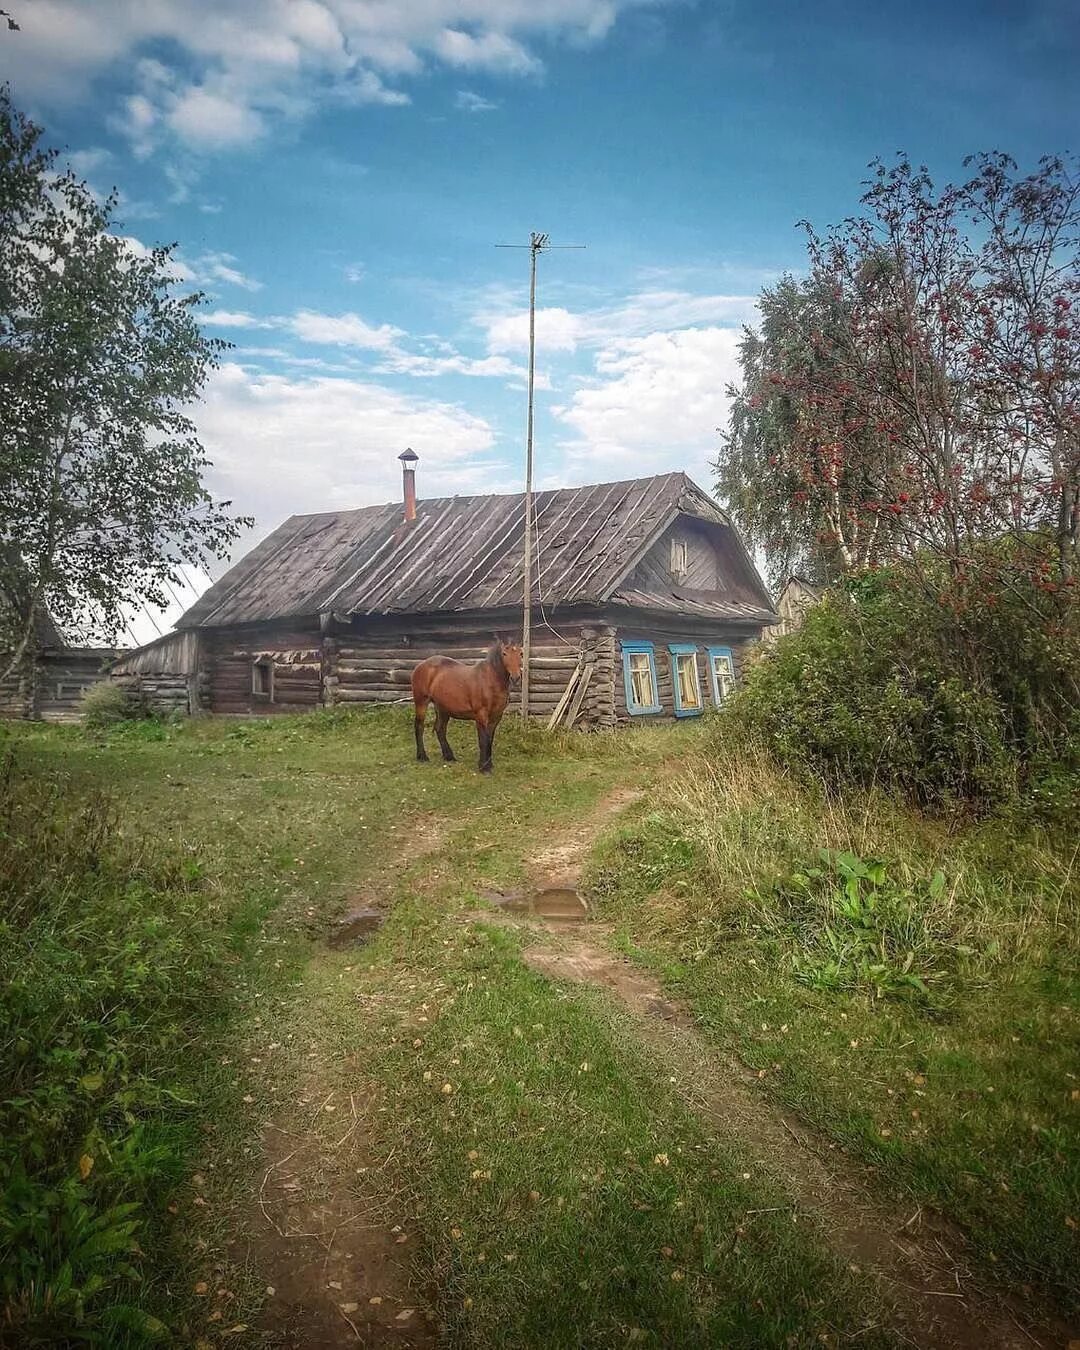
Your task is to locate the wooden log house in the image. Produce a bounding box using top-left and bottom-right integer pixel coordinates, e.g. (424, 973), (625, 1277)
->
(762, 574), (825, 643)
(0, 609), (116, 722)
(128, 455), (777, 728)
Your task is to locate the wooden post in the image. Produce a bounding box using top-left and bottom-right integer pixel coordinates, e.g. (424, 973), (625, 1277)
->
(594, 626), (617, 729)
(322, 635), (339, 709)
(520, 235), (539, 720)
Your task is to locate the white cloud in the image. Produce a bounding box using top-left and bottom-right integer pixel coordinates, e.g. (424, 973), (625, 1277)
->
(378, 349), (538, 383)
(485, 306), (587, 353)
(9, 1), (663, 152)
(196, 361), (508, 546)
(166, 86), (266, 147)
(481, 290), (758, 354)
(201, 309), (269, 328)
(197, 306), (532, 382)
(288, 309), (404, 350)
(183, 251), (263, 292)
(348, 69), (412, 107)
(343, 261), (365, 283)
(554, 327), (742, 483)
(435, 28), (541, 75)
(66, 146), (112, 177)
(455, 89), (500, 113)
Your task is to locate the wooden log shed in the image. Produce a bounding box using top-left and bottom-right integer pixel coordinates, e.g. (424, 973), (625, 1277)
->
(122, 463), (778, 729)
(0, 609), (117, 722)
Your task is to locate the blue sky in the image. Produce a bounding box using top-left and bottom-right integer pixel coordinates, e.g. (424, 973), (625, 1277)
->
(3, 0), (1078, 630)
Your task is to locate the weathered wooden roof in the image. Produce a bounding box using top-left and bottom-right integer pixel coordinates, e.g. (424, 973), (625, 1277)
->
(611, 588), (777, 624)
(180, 472), (773, 628)
(111, 629), (199, 676)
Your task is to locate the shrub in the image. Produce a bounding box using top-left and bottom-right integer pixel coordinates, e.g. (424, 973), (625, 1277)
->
(731, 545), (1080, 812)
(80, 680), (135, 728)
(0, 754), (230, 1344)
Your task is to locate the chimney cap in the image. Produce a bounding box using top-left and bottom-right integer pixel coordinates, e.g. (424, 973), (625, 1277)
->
(398, 447), (419, 464)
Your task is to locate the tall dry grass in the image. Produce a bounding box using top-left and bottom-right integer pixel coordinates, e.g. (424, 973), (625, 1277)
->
(595, 738), (1079, 980)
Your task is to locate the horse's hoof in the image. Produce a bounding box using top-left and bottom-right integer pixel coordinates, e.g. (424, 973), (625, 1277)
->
(442, 755), (456, 764)
(479, 764), (493, 774)
(417, 753), (430, 763)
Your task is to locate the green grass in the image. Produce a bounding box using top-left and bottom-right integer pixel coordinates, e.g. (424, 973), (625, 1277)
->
(7, 706), (1073, 1345)
(0, 710), (684, 1345)
(278, 898), (895, 1349)
(588, 740), (1080, 1322)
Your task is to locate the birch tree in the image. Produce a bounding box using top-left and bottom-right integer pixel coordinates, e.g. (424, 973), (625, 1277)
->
(0, 89), (246, 681)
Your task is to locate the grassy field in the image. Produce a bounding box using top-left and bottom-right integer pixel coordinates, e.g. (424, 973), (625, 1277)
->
(590, 741), (1080, 1322)
(1, 708), (1075, 1346)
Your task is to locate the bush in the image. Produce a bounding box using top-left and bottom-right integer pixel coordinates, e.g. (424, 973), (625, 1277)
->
(80, 680), (135, 728)
(731, 545), (1080, 812)
(0, 753), (231, 1344)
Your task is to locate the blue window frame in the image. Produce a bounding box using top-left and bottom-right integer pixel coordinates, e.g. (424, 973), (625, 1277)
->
(706, 645), (736, 707)
(622, 640), (662, 715)
(668, 643), (704, 717)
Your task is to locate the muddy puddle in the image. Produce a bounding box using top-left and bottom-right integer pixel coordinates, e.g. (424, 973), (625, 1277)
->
(482, 886), (588, 923)
(326, 904), (384, 948)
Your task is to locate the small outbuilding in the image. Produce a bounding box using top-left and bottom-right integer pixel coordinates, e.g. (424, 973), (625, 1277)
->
(127, 456), (778, 728)
(763, 575), (825, 643)
(0, 610), (116, 722)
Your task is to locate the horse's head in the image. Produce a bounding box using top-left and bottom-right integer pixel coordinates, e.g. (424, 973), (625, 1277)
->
(496, 639), (523, 683)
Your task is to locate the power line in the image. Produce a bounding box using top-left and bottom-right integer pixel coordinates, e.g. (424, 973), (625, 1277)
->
(495, 232), (585, 717)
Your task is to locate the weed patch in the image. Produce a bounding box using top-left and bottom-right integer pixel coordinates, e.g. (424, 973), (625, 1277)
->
(0, 754), (240, 1344)
(590, 745), (1080, 1320)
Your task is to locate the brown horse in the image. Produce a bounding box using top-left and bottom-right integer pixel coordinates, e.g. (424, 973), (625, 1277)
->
(411, 639), (523, 773)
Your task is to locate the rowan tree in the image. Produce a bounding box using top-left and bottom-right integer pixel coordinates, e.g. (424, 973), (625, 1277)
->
(719, 154), (1080, 594)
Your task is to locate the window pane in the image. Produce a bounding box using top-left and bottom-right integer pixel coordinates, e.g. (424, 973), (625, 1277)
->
(628, 653), (653, 707)
(712, 654), (734, 703)
(676, 653), (700, 707)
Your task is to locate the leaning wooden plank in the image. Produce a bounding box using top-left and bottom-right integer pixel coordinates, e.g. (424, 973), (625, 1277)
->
(547, 661), (583, 729)
(563, 662), (594, 729)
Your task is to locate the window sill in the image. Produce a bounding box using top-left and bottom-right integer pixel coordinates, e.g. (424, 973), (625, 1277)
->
(674, 706), (703, 718)
(627, 704), (663, 716)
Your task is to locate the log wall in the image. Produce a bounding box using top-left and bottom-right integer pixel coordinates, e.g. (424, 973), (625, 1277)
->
(332, 616), (592, 722)
(183, 610), (768, 727)
(202, 624), (324, 715)
(196, 613), (615, 724)
(113, 673), (193, 717)
(0, 649), (115, 722)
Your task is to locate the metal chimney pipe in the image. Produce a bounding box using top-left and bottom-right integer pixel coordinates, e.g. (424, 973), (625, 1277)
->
(399, 447), (419, 523)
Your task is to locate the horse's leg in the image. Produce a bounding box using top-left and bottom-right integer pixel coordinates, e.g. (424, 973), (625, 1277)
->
(414, 695), (430, 762)
(475, 714), (492, 774)
(434, 706), (455, 762)
(486, 709), (503, 773)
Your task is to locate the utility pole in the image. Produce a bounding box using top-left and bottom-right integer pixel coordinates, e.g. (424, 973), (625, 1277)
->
(496, 231), (584, 718)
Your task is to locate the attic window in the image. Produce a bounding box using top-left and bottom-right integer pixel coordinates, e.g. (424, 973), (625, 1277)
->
(670, 538), (689, 582)
(252, 658), (274, 701)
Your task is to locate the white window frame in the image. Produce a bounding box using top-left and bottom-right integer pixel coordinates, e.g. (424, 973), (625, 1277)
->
(706, 645), (736, 707)
(621, 641), (662, 716)
(668, 644), (703, 717)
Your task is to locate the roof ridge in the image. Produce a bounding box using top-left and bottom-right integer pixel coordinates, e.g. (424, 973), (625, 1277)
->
(278, 470), (690, 523)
